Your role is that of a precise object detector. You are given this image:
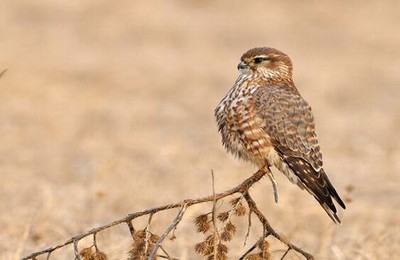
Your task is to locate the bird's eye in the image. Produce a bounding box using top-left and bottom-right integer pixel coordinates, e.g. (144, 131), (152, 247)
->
(254, 57), (264, 64)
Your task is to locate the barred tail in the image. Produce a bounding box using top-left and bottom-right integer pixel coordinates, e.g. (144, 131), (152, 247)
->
(283, 156), (346, 224)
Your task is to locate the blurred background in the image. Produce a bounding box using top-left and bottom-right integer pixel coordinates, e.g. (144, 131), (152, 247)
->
(1, 0), (399, 259)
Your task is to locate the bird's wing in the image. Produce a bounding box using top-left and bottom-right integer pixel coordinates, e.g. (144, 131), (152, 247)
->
(253, 85), (321, 168)
(254, 84), (345, 224)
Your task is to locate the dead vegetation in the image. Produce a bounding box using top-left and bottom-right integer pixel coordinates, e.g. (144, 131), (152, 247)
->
(21, 170), (314, 259)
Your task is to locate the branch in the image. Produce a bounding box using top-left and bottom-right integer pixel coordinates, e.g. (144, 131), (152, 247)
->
(22, 170), (266, 260)
(211, 171), (218, 260)
(21, 169), (314, 259)
(243, 192), (314, 259)
(149, 204), (188, 258)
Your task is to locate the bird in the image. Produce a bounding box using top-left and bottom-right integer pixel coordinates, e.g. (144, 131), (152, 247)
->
(215, 47), (346, 224)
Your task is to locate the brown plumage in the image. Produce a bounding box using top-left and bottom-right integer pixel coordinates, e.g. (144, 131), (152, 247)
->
(215, 47), (346, 224)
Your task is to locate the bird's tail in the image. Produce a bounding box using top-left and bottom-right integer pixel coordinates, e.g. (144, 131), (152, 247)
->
(284, 156), (346, 225)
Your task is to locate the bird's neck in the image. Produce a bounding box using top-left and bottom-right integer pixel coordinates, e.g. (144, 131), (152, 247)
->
(238, 70), (294, 85)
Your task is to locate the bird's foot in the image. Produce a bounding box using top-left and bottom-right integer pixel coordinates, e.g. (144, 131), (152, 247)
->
(264, 167), (279, 203)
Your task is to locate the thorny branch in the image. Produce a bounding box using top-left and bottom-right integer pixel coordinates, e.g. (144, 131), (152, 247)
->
(21, 169), (314, 259)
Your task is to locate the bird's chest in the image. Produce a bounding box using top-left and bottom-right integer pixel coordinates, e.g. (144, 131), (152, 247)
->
(216, 85), (273, 164)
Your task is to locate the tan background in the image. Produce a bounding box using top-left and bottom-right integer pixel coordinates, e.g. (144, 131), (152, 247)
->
(1, 0), (399, 259)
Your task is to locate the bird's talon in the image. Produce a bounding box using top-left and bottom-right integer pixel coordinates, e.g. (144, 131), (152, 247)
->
(265, 168), (279, 203)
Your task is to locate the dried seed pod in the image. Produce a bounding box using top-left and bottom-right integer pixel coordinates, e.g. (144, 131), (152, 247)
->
(205, 234), (215, 245)
(220, 221), (237, 242)
(258, 240), (270, 252)
(217, 212), (229, 222)
(234, 202), (247, 216)
(216, 248), (228, 260)
(128, 239), (145, 260)
(79, 248), (94, 260)
(195, 241), (213, 256)
(217, 243), (228, 255)
(129, 230), (159, 260)
(207, 252), (229, 260)
(220, 230), (233, 242)
(225, 221), (236, 234)
(194, 214), (211, 233)
(229, 197), (241, 206)
(93, 250), (108, 260)
(245, 253), (263, 260)
(150, 233), (160, 244)
(133, 230), (146, 243)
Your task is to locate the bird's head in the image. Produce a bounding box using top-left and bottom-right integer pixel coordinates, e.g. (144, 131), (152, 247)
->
(238, 47), (293, 81)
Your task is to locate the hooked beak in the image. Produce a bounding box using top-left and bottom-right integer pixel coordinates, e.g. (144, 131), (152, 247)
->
(237, 61), (248, 70)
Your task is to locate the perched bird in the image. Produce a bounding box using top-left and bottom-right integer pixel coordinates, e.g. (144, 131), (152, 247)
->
(215, 47), (346, 224)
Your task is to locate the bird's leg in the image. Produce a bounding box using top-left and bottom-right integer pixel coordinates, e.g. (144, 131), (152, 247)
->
(262, 166), (279, 203)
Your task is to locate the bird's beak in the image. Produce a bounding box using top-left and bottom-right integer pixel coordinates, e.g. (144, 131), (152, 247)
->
(237, 61), (248, 70)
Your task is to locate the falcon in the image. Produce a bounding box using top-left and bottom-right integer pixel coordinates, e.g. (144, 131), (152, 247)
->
(215, 47), (346, 224)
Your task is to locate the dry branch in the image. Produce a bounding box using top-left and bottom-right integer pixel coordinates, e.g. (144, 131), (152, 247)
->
(149, 204), (188, 258)
(21, 169), (314, 259)
(243, 192), (314, 259)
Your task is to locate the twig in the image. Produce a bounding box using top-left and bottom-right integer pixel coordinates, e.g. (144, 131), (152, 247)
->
(126, 220), (136, 239)
(149, 204), (188, 259)
(243, 207), (252, 246)
(158, 245), (178, 260)
(22, 169), (266, 260)
(281, 248), (291, 259)
(93, 233), (98, 251)
(22, 169), (313, 260)
(239, 237), (263, 260)
(73, 240), (80, 260)
(243, 192), (314, 259)
(211, 170), (218, 260)
(144, 214), (154, 257)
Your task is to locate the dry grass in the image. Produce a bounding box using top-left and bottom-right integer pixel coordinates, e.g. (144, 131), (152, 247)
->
(1, 0), (399, 259)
